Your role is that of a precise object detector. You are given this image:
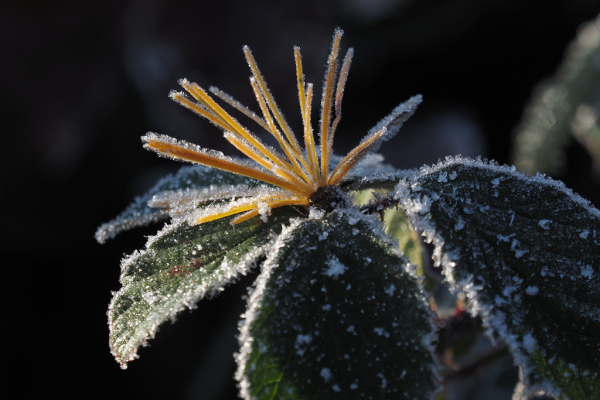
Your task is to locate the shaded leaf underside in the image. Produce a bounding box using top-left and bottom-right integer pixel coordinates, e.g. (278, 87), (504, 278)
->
(237, 210), (439, 400)
(397, 157), (600, 399)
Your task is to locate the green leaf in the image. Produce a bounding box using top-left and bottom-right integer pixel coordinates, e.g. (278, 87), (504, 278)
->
(108, 207), (297, 368)
(397, 157), (600, 399)
(237, 210), (439, 400)
(95, 164), (262, 243)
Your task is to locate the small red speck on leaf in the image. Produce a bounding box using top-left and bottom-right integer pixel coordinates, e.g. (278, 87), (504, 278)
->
(189, 258), (203, 270)
(168, 265), (189, 277)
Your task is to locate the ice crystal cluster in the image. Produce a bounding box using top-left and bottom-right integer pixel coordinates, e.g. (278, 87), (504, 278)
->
(98, 29), (599, 400)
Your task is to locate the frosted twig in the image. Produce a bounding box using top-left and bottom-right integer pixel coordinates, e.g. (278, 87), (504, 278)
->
(359, 192), (400, 221)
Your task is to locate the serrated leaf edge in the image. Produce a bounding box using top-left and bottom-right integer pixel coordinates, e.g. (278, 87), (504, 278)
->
(108, 218), (275, 369)
(394, 155), (600, 398)
(234, 217), (304, 399)
(234, 207), (441, 399)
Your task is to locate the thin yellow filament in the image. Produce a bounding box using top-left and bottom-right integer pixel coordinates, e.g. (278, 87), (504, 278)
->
(320, 28), (343, 185)
(195, 202), (259, 224)
(223, 132), (278, 171)
(295, 47), (319, 183)
(249, 78), (313, 186)
(182, 81), (291, 170)
(195, 191), (292, 224)
(223, 130), (296, 174)
(230, 209), (261, 225)
(208, 86), (271, 132)
(271, 165), (314, 194)
(243, 46), (304, 156)
(145, 137), (308, 195)
(294, 46), (306, 121)
(171, 93), (234, 131)
(330, 48), (353, 143)
(231, 197), (311, 225)
(303, 84), (320, 182)
(327, 127), (387, 185)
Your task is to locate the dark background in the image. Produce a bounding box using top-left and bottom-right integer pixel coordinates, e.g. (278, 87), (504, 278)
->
(4, 0), (599, 399)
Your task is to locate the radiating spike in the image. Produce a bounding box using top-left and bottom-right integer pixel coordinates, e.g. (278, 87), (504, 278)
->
(303, 83), (320, 182)
(249, 77), (313, 185)
(195, 202), (258, 224)
(330, 47), (353, 142)
(209, 86), (271, 132)
(170, 91), (233, 132)
(319, 28), (343, 184)
(231, 196), (310, 225)
(243, 46), (304, 156)
(230, 208), (260, 225)
(272, 164), (314, 194)
(224, 131), (312, 193)
(181, 80), (292, 171)
(327, 126), (387, 185)
(294, 46), (306, 123)
(143, 133), (308, 195)
(223, 132), (277, 171)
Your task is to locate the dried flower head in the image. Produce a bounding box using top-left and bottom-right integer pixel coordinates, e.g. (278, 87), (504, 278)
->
(143, 28), (421, 225)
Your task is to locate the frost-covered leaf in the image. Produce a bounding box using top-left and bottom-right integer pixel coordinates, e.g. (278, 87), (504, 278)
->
(109, 207), (297, 368)
(236, 210), (439, 400)
(396, 156), (600, 399)
(95, 164), (262, 243)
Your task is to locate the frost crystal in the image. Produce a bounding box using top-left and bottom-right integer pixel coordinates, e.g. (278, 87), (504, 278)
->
(323, 255), (347, 278)
(108, 207), (292, 369)
(296, 334), (313, 345)
(384, 284), (396, 296)
(525, 286), (539, 296)
(538, 219), (552, 230)
(523, 333), (536, 354)
(581, 264), (594, 278)
(320, 368), (333, 382)
(308, 207), (326, 220)
(377, 373), (387, 389)
(373, 327), (390, 338)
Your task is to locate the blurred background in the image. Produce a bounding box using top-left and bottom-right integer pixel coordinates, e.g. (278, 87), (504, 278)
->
(4, 0), (600, 399)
